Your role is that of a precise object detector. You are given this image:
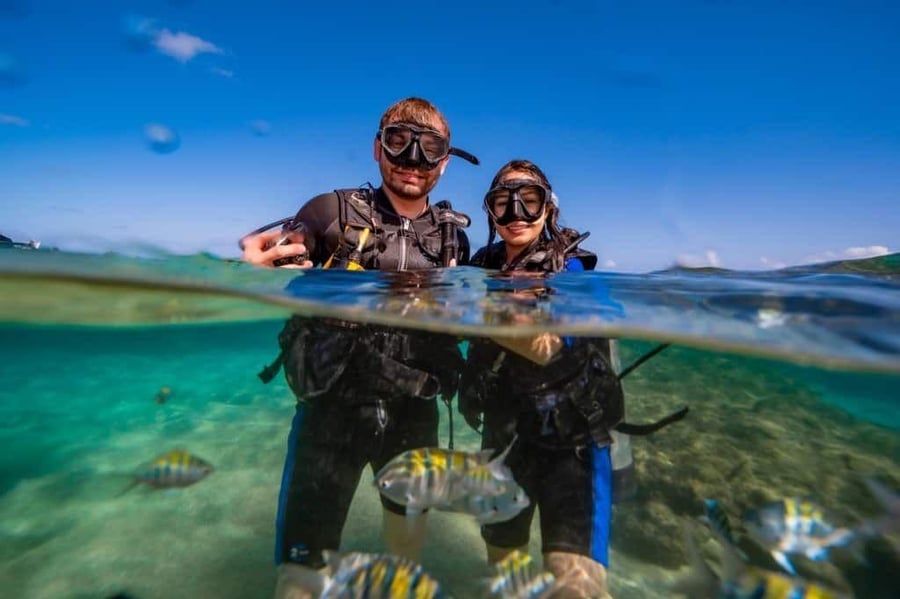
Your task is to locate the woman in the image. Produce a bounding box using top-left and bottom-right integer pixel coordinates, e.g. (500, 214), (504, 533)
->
(459, 159), (624, 598)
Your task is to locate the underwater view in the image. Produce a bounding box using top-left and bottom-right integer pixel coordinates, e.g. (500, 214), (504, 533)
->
(0, 250), (897, 598)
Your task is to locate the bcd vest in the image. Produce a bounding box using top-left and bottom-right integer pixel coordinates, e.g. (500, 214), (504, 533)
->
(259, 188), (469, 407)
(325, 187), (469, 271)
(461, 335), (624, 449)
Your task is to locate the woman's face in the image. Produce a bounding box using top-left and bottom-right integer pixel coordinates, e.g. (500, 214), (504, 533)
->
(491, 170), (549, 250)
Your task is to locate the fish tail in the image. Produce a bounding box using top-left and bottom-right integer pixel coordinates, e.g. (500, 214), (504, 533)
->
(671, 522), (720, 598)
(702, 499), (736, 544)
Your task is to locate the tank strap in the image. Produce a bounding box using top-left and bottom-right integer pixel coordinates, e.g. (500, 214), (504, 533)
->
(614, 407), (690, 436)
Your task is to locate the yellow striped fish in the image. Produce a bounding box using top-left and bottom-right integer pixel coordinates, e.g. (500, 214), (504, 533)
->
(374, 440), (516, 515)
(673, 516), (850, 599)
(743, 498), (855, 575)
(727, 567), (847, 599)
(130, 449), (214, 490)
(488, 550), (555, 599)
(321, 551), (449, 598)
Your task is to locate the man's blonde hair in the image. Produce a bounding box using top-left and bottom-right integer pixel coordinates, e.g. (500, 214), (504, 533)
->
(379, 97), (450, 137)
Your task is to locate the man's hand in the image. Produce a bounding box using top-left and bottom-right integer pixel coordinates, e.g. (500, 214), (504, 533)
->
(240, 229), (313, 269)
(492, 333), (563, 366)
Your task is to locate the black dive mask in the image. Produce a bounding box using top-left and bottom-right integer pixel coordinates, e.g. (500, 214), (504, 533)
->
(483, 179), (551, 226)
(377, 122), (480, 171)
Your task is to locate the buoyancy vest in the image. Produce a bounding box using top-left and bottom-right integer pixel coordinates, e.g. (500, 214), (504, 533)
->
(463, 335), (625, 448)
(461, 232), (624, 448)
(259, 187), (469, 408)
(461, 233), (687, 447)
(470, 235), (597, 273)
(324, 187), (470, 271)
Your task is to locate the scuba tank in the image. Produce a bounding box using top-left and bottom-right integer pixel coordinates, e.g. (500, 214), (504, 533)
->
(609, 339), (638, 503)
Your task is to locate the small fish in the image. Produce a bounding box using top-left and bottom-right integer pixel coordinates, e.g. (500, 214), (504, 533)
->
(154, 386), (172, 405)
(743, 498), (855, 575)
(374, 439), (516, 515)
(446, 484), (530, 525)
(488, 550), (556, 599)
(673, 518), (850, 599)
(120, 449), (213, 494)
(321, 550), (449, 598)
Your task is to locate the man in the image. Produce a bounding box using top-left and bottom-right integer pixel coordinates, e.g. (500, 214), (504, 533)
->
(240, 97), (477, 598)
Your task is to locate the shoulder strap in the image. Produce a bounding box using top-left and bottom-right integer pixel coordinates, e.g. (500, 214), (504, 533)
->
(434, 200), (471, 267)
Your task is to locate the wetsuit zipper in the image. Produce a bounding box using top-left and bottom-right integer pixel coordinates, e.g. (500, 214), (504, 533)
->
(399, 217), (410, 271)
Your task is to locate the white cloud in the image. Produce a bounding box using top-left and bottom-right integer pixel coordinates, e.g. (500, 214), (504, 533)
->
(844, 245), (889, 259)
(804, 245), (890, 264)
(602, 259), (617, 269)
(676, 249), (721, 268)
(0, 112), (29, 127)
(210, 67), (234, 78)
(760, 256), (786, 269)
(153, 28), (223, 63)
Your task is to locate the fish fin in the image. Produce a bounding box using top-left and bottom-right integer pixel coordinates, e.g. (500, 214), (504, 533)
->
(485, 437), (518, 483)
(858, 477), (900, 539)
(671, 521), (719, 598)
(483, 434), (519, 467)
(703, 520), (747, 583)
(699, 500), (748, 561)
(863, 477), (900, 517)
(772, 550), (797, 575)
(115, 479), (140, 498)
(475, 449), (495, 464)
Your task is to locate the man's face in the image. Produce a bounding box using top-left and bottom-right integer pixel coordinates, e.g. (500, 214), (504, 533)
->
(374, 117), (450, 202)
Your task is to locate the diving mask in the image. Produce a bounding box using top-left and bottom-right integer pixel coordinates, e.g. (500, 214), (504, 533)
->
(484, 179), (552, 226)
(376, 122), (480, 170)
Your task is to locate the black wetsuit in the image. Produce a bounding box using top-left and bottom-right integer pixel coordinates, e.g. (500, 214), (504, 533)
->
(459, 236), (622, 565)
(272, 186), (469, 569)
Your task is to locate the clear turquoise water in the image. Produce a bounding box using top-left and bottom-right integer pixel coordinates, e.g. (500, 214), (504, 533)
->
(0, 250), (898, 598)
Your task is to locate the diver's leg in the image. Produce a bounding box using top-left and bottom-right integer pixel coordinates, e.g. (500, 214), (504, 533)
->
(481, 428), (537, 565)
(371, 398), (440, 561)
(382, 508), (429, 560)
(539, 443), (613, 598)
(274, 400), (366, 597)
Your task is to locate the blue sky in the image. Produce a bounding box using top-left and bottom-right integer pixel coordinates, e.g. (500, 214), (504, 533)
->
(1, 0), (898, 272)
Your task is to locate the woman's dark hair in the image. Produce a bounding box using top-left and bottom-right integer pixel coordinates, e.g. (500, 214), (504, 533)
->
(485, 159), (581, 269)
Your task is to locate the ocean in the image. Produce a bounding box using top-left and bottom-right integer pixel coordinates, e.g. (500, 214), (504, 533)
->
(0, 249), (897, 598)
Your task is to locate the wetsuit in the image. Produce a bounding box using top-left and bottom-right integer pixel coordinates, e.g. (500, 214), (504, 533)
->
(458, 235), (623, 566)
(272, 186), (470, 569)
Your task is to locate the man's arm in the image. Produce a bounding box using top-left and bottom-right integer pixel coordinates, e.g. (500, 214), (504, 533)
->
(240, 193), (338, 268)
